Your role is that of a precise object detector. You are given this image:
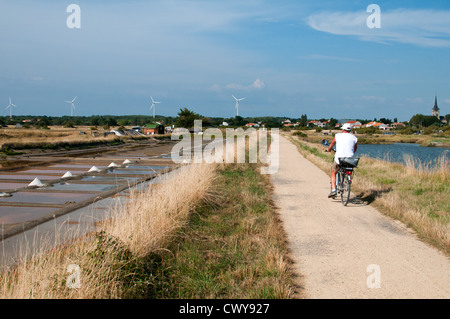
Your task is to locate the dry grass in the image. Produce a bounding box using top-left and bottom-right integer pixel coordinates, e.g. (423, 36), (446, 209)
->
(0, 163), (216, 298)
(103, 163), (216, 257)
(286, 133), (450, 255)
(0, 127), (118, 150)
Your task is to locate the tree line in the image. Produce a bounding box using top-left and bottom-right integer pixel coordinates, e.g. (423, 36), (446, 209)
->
(1, 109), (448, 130)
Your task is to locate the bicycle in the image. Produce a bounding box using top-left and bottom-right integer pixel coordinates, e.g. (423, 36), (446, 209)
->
(333, 157), (359, 206)
(324, 144), (360, 206)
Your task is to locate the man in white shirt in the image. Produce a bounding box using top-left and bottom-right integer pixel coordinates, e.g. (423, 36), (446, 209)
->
(326, 123), (358, 198)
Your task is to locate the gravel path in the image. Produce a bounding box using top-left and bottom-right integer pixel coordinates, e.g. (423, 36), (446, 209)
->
(271, 135), (450, 299)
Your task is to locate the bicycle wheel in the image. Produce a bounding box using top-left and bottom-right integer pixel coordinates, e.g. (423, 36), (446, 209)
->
(340, 174), (351, 206)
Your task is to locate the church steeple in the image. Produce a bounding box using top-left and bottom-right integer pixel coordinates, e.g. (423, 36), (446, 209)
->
(432, 95), (440, 118)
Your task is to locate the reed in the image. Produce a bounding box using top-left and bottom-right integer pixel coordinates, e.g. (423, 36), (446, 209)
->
(103, 163), (217, 258)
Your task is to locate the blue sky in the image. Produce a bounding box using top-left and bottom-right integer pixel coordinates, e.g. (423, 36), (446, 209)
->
(1, 0), (450, 121)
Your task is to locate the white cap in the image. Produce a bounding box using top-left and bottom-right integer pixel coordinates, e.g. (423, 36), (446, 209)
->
(342, 123), (352, 131)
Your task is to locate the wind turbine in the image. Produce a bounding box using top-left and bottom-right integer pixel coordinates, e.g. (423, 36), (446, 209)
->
(5, 97), (16, 119)
(150, 96), (160, 119)
(65, 96), (77, 116)
(232, 95), (245, 117)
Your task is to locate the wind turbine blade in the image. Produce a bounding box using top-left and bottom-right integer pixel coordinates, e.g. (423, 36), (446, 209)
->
(72, 96), (77, 102)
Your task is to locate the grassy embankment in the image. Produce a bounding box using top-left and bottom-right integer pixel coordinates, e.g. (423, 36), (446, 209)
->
(0, 147), (295, 298)
(286, 132), (450, 256)
(153, 162), (294, 298)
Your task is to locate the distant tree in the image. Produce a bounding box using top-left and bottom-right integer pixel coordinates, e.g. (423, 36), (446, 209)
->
(409, 114), (441, 127)
(107, 117), (118, 127)
(234, 116), (245, 126)
(35, 118), (50, 129)
(379, 118), (392, 125)
(300, 114), (308, 127)
(328, 118), (337, 128)
(118, 119), (130, 127)
(201, 117), (213, 127)
(64, 120), (75, 128)
(175, 108), (201, 128)
(264, 117), (283, 128)
(90, 116), (101, 126)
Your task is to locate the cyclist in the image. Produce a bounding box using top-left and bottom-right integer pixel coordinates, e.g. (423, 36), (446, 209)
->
(326, 123), (358, 198)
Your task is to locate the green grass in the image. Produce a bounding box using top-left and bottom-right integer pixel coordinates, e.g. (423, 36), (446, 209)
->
(150, 163), (295, 299)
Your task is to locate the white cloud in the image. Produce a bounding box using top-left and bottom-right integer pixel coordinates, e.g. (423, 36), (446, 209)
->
(250, 79), (265, 89)
(307, 8), (450, 47)
(225, 79), (266, 91)
(208, 84), (222, 93)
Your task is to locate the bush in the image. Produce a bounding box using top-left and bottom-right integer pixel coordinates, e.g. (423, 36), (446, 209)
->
(293, 131), (307, 138)
(64, 121), (75, 128)
(399, 127), (416, 135)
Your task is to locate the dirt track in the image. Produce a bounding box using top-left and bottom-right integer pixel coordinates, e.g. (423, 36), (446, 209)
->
(271, 135), (450, 299)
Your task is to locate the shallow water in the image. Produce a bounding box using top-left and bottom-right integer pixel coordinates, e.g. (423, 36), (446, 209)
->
(357, 143), (449, 165)
(49, 164), (108, 169)
(19, 169), (87, 175)
(0, 206), (60, 224)
(0, 182), (29, 190)
(107, 169), (156, 175)
(0, 191), (93, 204)
(80, 175), (139, 183)
(125, 165), (170, 170)
(0, 175), (59, 181)
(49, 182), (120, 192)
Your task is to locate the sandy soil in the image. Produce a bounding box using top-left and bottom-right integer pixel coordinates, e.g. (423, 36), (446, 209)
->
(271, 135), (450, 299)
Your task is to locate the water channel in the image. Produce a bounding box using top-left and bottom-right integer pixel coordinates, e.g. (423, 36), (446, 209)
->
(356, 143), (449, 166)
(0, 140), (180, 269)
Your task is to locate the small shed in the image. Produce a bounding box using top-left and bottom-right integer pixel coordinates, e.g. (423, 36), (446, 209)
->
(142, 123), (165, 135)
